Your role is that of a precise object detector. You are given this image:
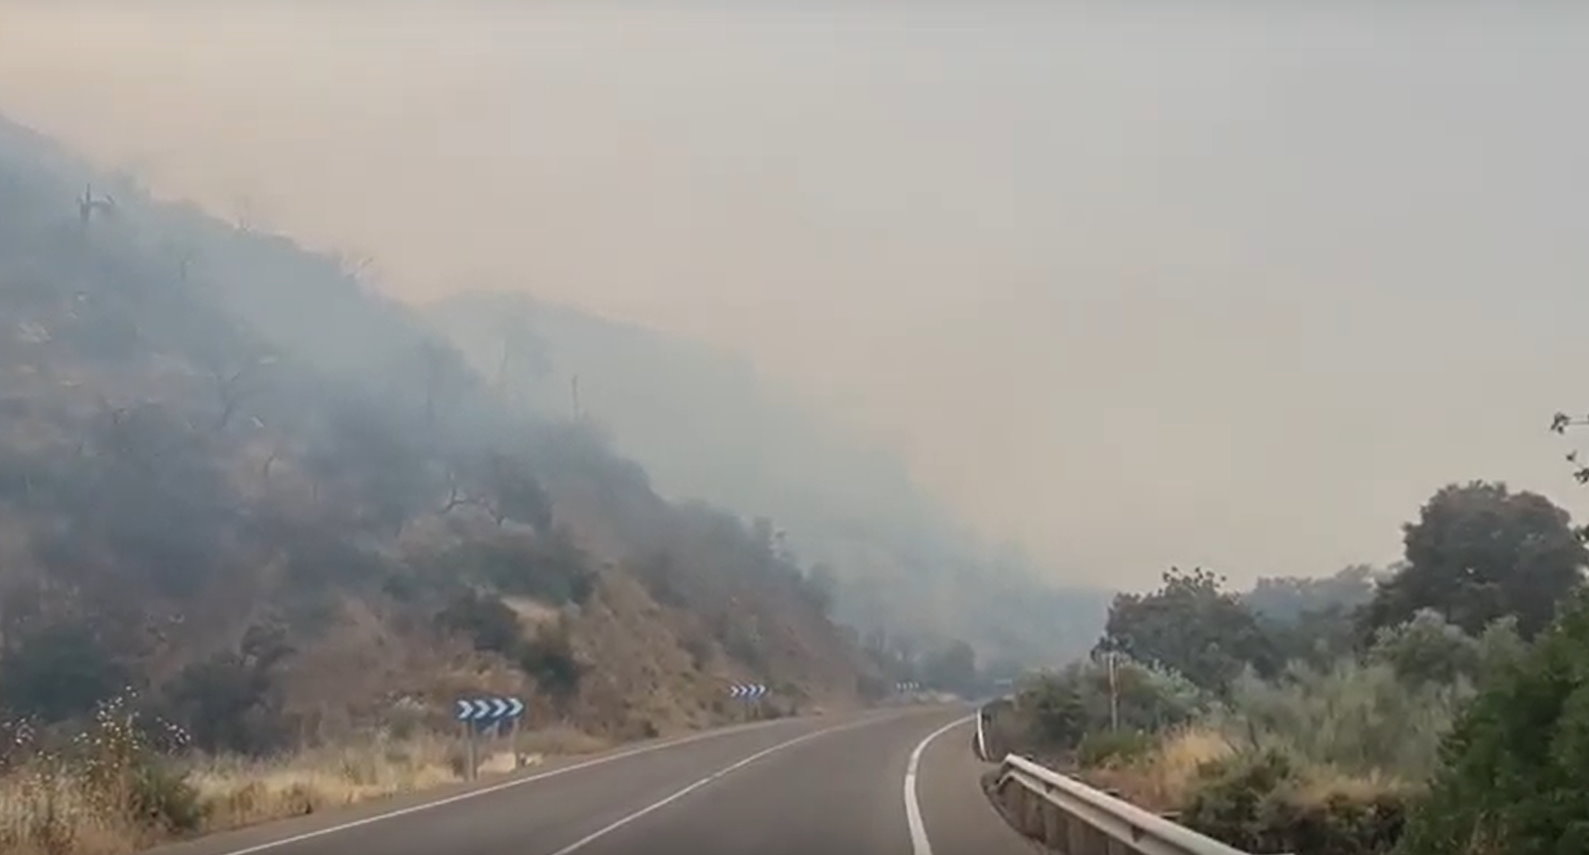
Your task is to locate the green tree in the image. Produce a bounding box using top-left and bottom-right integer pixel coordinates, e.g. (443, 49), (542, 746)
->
(1244, 565), (1380, 625)
(1025, 673), (1087, 747)
(1366, 609), (1481, 687)
(1398, 589), (1589, 855)
(1364, 481), (1586, 640)
(1246, 567), (1383, 669)
(1098, 567), (1277, 692)
(1018, 656), (1207, 750)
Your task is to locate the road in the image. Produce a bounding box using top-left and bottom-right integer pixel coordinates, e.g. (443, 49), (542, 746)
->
(154, 707), (1035, 855)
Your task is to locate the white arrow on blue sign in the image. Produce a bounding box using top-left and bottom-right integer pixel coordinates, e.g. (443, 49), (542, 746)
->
(728, 683), (767, 700)
(455, 696), (526, 722)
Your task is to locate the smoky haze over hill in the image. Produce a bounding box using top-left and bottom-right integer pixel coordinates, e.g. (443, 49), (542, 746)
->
(3, 0), (1588, 595)
(0, 107), (894, 754)
(428, 291), (1111, 665)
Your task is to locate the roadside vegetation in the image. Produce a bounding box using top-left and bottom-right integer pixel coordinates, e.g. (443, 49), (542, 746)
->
(994, 476), (1589, 855)
(0, 693), (616, 855)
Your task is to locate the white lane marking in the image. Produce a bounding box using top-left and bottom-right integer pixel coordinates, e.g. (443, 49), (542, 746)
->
(905, 715), (975, 855)
(545, 715), (888, 855)
(210, 718), (797, 855)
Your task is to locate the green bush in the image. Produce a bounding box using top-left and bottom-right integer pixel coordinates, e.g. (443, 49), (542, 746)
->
(518, 620), (582, 696)
(1027, 677), (1087, 747)
(436, 591), (522, 657)
(1077, 729), (1154, 768)
(165, 626), (292, 755)
(1182, 748), (1296, 849)
(1397, 590), (1589, 855)
(443, 531), (594, 606)
(1283, 792), (1406, 855)
(129, 760), (203, 833)
(1016, 656), (1210, 751)
(437, 591), (584, 695)
(1215, 658), (1468, 781)
(1366, 609), (1481, 686)
(1182, 749), (1406, 855)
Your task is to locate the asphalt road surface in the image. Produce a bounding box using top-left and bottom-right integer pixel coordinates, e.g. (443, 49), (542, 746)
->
(153, 706), (1036, 855)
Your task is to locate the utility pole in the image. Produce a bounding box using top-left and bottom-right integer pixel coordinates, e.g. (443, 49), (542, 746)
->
(1107, 650), (1120, 731)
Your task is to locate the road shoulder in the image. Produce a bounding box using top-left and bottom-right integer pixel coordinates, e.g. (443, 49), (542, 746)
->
(915, 717), (1040, 855)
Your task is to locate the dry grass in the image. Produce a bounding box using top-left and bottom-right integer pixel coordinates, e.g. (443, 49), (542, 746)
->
(513, 725), (610, 759)
(187, 732), (464, 833)
(0, 763), (154, 855)
(1085, 724), (1417, 819)
(0, 722), (614, 855)
(1291, 764), (1418, 806)
(1084, 726), (1236, 812)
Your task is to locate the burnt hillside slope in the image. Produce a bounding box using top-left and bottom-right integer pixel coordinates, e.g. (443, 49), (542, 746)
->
(0, 115), (877, 751)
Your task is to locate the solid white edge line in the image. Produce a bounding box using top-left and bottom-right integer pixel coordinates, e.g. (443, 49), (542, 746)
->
(210, 717), (798, 855)
(545, 715), (885, 855)
(905, 714), (976, 855)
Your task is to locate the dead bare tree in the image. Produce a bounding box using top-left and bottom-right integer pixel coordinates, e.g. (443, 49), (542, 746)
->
(417, 340), (468, 448)
(251, 418), (285, 488)
(334, 251), (375, 286)
(440, 465), (488, 516)
(232, 194), (269, 234)
(209, 351), (278, 432)
(76, 184), (117, 231)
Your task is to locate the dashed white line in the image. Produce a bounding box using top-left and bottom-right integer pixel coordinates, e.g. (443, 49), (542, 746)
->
(904, 715), (975, 855)
(544, 715), (885, 855)
(209, 718), (792, 855)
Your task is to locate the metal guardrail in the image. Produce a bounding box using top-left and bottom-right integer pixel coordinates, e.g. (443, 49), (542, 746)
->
(991, 754), (1261, 855)
(975, 706), (989, 761)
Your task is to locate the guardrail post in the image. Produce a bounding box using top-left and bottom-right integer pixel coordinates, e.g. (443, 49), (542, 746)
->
(1024, 786), (1046, 840)
(1065, 810), (1089, 855)
(1040, 800), (1063, 850)
(1091, 822), (1120, 855)
(1003, 782), (1032, 838)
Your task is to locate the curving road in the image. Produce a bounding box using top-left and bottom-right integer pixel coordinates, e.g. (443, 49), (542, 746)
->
(153, 707), (1034, 855)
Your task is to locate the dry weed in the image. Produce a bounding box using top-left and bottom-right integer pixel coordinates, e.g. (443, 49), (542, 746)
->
(1292, 765), (1417, 805)
(188, 732), (461, 833)
(0, 763), (151, 855)
(513, 725), (609, 758)
(1085, 726), (1235, 812)
(1, 721), (617, 854)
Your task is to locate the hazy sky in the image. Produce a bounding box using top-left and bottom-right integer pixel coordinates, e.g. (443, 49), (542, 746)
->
(4, 1), (1588, 589)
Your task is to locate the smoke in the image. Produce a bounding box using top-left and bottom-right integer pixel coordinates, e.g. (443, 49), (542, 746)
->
(3, 0), (1587, 588)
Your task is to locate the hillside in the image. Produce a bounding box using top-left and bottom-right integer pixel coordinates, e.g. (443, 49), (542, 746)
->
(0, 113), (879, 754)
(428, 292), (1111, 668)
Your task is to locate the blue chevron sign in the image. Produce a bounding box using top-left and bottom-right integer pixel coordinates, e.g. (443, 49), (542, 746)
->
(727, 683), (767, 700)
(454, 696), (525, 722)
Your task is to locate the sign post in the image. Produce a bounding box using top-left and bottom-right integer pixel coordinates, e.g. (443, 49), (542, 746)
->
(454, 696), (527, 781)
(727, 683), (767, 720)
